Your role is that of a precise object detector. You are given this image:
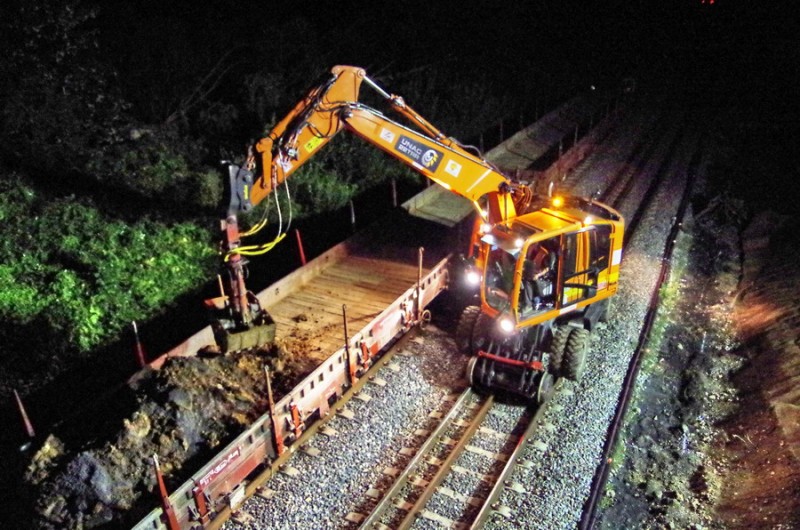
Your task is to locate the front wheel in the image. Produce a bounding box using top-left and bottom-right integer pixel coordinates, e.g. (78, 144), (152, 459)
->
(455, 305), (481, 354)
(548, 326), (571, 374)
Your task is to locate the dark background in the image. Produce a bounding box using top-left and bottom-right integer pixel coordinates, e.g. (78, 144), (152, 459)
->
(2, 1), (797, 200)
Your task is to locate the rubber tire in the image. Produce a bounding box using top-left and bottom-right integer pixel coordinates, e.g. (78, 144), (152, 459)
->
(548, 326), (571, 374)
(599, 298), (612, 323)
(471, 312), (494, 355)
(455, 305), (481, 354)
(563, 327), (591, 381)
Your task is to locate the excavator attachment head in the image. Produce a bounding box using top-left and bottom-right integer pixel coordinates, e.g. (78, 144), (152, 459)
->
(206, 295), (277, 354)
(214, 317), (276, 353)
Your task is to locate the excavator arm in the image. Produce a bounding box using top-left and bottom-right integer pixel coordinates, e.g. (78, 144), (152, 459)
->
(247, 65), (521, 223)
(211, 65), (529, 352)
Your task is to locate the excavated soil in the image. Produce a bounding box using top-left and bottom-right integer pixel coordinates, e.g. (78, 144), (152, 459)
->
(20, 323), (335, 529)
(597, 200), (800, 529)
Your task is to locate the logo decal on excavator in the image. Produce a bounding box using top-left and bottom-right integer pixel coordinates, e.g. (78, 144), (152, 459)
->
(445, 160), (462, 177)
(422, 150), (439, 168)
(304, 135), (324, 153)
(380, 128), (395, 143)
(395, 135), (443, 172)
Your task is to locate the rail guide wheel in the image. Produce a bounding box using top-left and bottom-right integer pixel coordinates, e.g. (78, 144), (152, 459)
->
(536, 371), (555, 404)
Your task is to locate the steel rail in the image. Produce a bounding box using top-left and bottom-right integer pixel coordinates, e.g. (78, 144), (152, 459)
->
(359, 387), (480, 529)
(395, 394), (495, 530)
(579, 127), (704, 529)
(468, 390), (554, 528)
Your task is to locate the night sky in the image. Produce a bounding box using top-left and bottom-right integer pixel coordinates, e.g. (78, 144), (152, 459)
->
(89, 2), (795, 102)
(0, 0), (796, 216)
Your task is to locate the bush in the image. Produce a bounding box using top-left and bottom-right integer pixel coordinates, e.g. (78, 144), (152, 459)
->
(0, 178), (216, 353)
(0, 1), (128, 174)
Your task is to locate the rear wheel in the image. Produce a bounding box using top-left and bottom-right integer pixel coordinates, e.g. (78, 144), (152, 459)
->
(548, 326), (571, 374)
(455, 305), (481, 354)
(563, 327), (590, 381)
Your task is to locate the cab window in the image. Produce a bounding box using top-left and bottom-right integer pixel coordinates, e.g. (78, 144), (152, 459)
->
(484, 246), (515, 312)
(589, 225), (612, 272)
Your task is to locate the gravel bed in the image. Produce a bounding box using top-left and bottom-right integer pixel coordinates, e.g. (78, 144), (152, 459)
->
(223, 327), (466, 530)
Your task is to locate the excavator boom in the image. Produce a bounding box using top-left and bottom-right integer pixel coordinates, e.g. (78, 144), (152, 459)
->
(248, 65), (518, 223)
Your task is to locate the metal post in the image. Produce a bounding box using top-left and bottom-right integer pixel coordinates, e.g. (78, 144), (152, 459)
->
(265, 367), (285, 456)
(132, 321), (146, 368)
(217, 274), (225, 298)
(192, 486), (211, 524)
(153, 454), (180, 530)
(13, 389), (35, 442)
(349, 200), (356, 231)
(416, 247), (424, 323)
(294, 229), (307, 266)
(342, 304), (356, 384)
(391, 178), (398, 208)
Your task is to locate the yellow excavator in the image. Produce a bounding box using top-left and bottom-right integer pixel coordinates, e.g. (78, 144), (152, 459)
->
(207, 65), (624, 401)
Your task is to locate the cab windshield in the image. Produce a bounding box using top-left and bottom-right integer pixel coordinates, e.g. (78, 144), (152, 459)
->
(484, 245), (517, 312)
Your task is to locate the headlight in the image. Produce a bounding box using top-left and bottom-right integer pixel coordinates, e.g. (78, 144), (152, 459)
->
(498, 317), (515, 334)
(480, 223), (493, 234)
(466, 270), (481, 286)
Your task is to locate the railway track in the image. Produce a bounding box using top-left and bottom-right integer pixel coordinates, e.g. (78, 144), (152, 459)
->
(353, 388), (541, 530)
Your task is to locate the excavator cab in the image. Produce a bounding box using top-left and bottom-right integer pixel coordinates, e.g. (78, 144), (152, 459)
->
(462, 196), (623, 401)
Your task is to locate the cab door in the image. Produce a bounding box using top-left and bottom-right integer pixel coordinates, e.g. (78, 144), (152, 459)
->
(560, 225), (613, 305)
(560, 232), (588, 306)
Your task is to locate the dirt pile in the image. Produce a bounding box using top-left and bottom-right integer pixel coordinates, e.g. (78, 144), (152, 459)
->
(22, 347), (283, 529)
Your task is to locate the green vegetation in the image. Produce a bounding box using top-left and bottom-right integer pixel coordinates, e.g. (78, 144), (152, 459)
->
(0, 178), (215, 353)
(0, 1), (527, 385)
